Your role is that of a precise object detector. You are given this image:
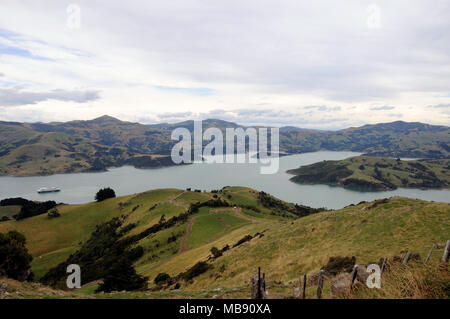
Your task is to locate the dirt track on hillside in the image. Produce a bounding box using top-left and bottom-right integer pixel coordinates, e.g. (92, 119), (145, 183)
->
(233, 207), (259, 223)
(178, 216), (197, 254)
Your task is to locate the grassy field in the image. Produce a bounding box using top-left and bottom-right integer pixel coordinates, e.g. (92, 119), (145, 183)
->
(0, 205), (21, 218)
(1, 187), (449, 298)
(186, 208), (250, 249)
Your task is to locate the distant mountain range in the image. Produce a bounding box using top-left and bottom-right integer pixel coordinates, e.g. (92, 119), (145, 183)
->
(0, 115), (449, 176)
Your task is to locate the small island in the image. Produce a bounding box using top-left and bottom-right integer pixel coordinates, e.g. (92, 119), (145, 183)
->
(287, 156), (450, 191)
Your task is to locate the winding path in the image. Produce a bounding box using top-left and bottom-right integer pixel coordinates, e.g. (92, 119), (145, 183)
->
(178, 216), (197, 254)
(233, 206), (259, 224)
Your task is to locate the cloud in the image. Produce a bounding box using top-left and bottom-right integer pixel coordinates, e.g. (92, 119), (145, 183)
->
(0, 1), (450, 127)
(304, 106), (342, 112)
(370, 106), (395, 111)
(142, 107), (350, 129)
(0, 43), (52, 61)
(154, 86), (215, 96)
(428, 103), (450, 108)
(0, 88), (100, 107)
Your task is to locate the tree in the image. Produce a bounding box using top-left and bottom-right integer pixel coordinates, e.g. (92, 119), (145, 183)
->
(95, 187), (116, 202)
(0, 231), (33, 281)
(96, 258), (148, 292)
(154, 272), (170, 285)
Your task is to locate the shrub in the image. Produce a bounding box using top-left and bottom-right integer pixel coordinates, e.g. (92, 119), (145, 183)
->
(154, 273), (171, 285)
(210, 247), (222, 258)
(221, 245), (230, 253)
(95, 187), (116, 202)
(47, 208), (61, 218)
(167, 232), (177, 243)
(233, 235), (253, 248)
(323, 256), (356, 276)
(182, 262), (211, 281)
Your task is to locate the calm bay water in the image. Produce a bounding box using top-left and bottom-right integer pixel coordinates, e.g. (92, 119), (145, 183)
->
(0, 151), (448, 209)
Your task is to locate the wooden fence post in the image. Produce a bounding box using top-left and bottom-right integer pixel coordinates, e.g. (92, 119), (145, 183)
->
(316, 270), (324, 299)
(425, 244), (435, 263)
(381, 257), (387, 273)
(257, 267), (261, 299)
(442, 240), (450, 263)
(251, 267), (266, 299)
(402, 251), (412, 264)
(263, 273), (266, 292)
(350, 265), (358, 290)
(302, 274), (307, 299)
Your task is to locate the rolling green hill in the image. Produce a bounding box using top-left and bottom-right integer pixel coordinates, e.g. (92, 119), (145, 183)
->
(0, 187), (449, 298)
(287, 156), (450, 190)
(0, 116), (449, 176)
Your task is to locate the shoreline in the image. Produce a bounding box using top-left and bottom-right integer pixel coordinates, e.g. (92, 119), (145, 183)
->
(287, 178), (450, 192)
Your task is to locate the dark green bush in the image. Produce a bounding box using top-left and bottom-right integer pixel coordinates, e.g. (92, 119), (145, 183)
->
(154, 272), (171, 285)
(182, 261), (211, 281)
(210, 247), (222, 258)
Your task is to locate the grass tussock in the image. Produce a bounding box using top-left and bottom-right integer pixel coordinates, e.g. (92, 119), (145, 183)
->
(351, 261), (450, 299)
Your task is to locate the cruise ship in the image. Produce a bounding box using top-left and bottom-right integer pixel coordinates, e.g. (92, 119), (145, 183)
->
(37, 187), (61, 194)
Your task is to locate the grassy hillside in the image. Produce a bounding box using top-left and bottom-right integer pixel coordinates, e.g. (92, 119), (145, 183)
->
(1, 117), (449, 176)
(288, 156), (450, 190)
(1, 187), (449, 298)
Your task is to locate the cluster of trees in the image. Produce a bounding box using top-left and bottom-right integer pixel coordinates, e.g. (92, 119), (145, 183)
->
(153, 260), (212, 287)
(0, 231), (33, 281)
(257, 191), (322, 218)
(41, 217), (148, 292)
(0, 198), (57, 220)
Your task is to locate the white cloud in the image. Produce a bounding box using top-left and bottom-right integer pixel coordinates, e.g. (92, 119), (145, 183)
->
(0, 87), (100, 106)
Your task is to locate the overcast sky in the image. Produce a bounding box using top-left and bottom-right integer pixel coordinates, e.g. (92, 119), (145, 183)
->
(0, 0), (449, 129)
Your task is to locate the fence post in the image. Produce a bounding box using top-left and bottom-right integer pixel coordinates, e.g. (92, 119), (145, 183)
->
(381, 257), (387, 273)
(350, 265), (358, 290)
(425, 244), (435, 263)
(402, 251), (412, 264)
(257, 267), (261, 299)
(263, 273), (266, 292)
(302, 274), (307, 299)
(251, 267), (266, 299)
(316, 270), (324, 299)
(442, 240), (450, 263)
